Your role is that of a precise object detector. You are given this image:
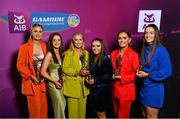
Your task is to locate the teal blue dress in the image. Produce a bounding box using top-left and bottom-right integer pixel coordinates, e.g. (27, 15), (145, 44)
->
(48, 61), (66, 118)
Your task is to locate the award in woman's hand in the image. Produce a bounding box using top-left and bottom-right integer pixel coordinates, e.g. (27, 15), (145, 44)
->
(80, 52), (89, 76)
(115, 69), (120, 76)
(87, 74), (92, 82)
(80, 52), (86, 69)
(33, 60), (42, 84)
(138, 65), (143, 73)
(138, 65), (143, 72)
(58, 66), (63, 86)
(115, 55), (122, 76)
(86, 74), (94, 85)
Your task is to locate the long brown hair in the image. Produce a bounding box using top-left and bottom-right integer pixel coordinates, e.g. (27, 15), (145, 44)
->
(48, 32), (63, 64)
(141, 24), (162, 66)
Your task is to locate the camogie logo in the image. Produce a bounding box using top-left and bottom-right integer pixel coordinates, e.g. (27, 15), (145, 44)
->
(67, 14), (80, 27)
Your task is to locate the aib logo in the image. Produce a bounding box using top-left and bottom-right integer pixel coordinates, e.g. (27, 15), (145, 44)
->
(144, 13), (155, 23)
(8, 12), (30, 33)
(13, 14), (26, 30)
(142, 13), (155, 30)
(138, 10), (161, 32)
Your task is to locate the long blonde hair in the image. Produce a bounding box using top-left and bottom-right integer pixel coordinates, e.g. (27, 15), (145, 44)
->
(69, 32), (86, 55)
(30, 23), (44, 40)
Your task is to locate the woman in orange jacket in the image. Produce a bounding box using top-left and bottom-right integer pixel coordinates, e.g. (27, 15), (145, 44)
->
(110, 30), (140, 118)
(16, 24), (48, 118)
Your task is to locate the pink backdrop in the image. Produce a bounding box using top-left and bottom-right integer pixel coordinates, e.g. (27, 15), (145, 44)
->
(0, 0), (180, 117)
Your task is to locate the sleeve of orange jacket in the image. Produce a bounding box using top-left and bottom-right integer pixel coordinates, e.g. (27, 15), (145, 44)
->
(16, 45), (32, 80)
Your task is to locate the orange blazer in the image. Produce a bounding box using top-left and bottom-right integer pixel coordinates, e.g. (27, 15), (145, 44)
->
(17, 39), (47, 95)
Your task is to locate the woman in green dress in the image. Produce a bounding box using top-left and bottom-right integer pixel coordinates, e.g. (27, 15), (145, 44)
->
(41, 32), (66, 118)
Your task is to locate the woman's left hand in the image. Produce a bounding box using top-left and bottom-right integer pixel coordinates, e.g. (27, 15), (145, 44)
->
(85, 76), (94, 84)
(61, 74), (67, 82)
(136, 71), (149, 78)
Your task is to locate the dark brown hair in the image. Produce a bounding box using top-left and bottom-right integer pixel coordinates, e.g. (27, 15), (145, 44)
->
(48, 32), (63, 64)
(117, 30), (132, 47)
(90, 38), (106, 66)
(141, 24), (162, 66)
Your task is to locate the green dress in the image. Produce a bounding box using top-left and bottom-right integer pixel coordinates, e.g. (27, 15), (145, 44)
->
(48, 61), (66, 118)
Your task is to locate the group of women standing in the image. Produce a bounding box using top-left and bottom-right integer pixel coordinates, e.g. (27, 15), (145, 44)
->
(16, 23), (172, 118)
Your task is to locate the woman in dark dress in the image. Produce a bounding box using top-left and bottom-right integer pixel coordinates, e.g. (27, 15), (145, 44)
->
(86, 38), (114, 118)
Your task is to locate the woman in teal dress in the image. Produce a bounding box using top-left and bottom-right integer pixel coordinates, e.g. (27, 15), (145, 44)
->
(41, 32), (66, 118)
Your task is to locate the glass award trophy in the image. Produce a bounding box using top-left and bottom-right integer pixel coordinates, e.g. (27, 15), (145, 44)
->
(58, 66), (63, 86)
(115, 55), (122, 76)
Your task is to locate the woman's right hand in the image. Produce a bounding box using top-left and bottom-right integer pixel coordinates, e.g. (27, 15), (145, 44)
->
(54, 81), (62, 89)
(31, 75), (39, 85)
(79, 69), (90, 76)
(112, 74), (121, 80)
